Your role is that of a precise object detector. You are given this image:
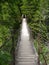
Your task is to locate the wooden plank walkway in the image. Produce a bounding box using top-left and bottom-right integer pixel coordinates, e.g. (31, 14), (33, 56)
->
(15, 18), (38, 65)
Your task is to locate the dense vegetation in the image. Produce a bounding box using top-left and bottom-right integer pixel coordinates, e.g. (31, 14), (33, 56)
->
(0, 0), (49, 65)
(0, 0), (22, 65)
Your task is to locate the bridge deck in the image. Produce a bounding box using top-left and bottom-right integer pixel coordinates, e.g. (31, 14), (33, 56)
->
(15, 18), (38, 65)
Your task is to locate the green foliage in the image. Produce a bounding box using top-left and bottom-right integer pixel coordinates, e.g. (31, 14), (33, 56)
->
(0, 50), (12, 65)
(0, 0), (22, 65)
(0, 0), (49, 65)
(34, 39), (49, 64)
(29, 21), (48, 40)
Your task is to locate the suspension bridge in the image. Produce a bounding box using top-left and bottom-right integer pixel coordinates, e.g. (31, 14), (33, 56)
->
(15, 18), (38, 65)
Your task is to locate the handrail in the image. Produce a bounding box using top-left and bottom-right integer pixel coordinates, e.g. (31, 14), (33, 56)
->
(15, 23), (22, 53)
(28, 25), (38, 56)
(0, 28), (20, 49)
(28, 27), (48, 65)
(37, 33), (48, 65)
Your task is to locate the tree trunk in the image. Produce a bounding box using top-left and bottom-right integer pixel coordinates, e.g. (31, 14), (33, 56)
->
(11, 29), (15, 65)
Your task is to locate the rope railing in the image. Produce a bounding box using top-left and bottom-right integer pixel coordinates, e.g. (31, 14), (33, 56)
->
(0, 28), (20, 65)
(28, 26), (38, 54)
(15, 23), (22, 56)
(37, 33), (48, 65)
(28, 27), (49, 65)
